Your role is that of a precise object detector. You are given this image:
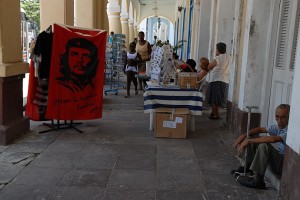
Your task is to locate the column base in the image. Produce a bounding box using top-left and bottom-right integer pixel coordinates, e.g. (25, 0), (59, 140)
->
(0, 75), (30, 145)
(226, 101), (261, 135)
(0, 116), (29, 145)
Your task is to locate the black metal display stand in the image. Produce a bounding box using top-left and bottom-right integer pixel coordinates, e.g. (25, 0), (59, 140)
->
(39, 120), (83, 134)
(104, 34), (126, 95)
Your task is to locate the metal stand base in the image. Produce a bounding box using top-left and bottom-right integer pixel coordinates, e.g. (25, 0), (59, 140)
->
(39, 120), (83, 133)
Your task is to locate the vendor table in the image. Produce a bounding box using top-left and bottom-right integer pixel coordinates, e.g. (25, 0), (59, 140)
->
(143, 87), (202, 131)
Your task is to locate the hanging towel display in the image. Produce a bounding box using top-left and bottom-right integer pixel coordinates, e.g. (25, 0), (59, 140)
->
(46, 24), (106, 120)
(25, 60), (49, 121)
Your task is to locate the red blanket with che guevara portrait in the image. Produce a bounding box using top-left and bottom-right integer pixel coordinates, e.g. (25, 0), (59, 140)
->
(46, 24), (106, 120)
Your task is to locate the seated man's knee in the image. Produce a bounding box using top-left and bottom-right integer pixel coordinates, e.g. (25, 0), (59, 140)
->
(257, 143), (268, 151)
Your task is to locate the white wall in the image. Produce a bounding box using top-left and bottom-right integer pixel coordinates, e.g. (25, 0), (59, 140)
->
(208, 0), (217, 60)
(238, 0), (272, 112)
(286, 27), (300, 154)
(215, 0), (235, 55)
(198, 0), (211, 59)
(228, 0), (243, 103)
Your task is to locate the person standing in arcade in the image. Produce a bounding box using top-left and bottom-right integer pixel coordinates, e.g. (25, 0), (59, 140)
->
(136, 31), (152, 90)
(206, 42), (231, 120)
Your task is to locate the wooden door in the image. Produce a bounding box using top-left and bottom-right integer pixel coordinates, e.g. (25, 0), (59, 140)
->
(268, 0), (300, 124)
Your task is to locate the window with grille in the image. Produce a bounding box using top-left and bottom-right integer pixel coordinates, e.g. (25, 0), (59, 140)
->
(289, 1), (300, 70)
(276, 0), (291, 69)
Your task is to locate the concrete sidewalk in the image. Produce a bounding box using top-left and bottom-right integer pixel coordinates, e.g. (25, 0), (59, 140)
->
(0, 85), (282, 200)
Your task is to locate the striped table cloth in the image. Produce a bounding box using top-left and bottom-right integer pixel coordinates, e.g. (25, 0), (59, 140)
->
(143, 88), (202, 115)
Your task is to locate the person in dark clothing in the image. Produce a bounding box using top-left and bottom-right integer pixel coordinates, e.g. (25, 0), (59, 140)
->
(124, 42), (142, 97)
(180, 59), (197, 72)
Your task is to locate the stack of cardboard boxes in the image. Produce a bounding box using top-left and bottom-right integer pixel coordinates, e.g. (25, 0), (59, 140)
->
(177, 72), (198, 89)
(155, 108), (189, 138)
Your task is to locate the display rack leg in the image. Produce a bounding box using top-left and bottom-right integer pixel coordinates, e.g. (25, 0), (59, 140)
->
(39, 120), (83, 134)
(39, 120), (57, 133)
(190, 115), (195, 131)
(68, 121), (83, 133)
(149, 112), (154, 131)
(104, 69), (118, 95)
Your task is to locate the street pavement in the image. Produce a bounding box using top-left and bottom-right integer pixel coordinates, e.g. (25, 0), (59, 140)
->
(0, 84), (282, 200)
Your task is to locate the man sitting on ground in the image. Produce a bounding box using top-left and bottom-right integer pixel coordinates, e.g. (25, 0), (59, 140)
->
(231, 104), (290, 189)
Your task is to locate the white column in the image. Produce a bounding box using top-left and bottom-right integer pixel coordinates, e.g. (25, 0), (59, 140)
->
(128, 19), (134, 43)
(208, 0), (218, 60)
(228, 0), (244, 103)
(191, 0), (201, 69)
(133, 21), (138, 38)
(75, 0), (95, 28)
(75, 0), (108, 30)
(107, 0), (122, 34)
(40, 0), (74, 31)
(0, 0), (29, 145)
(0, 0), (28, 76)
(197, 0), (212, 59)
(120, 11), (129, 47)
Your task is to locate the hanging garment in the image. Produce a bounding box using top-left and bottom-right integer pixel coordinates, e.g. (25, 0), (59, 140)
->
(25, 60), (49, 121)
(46, 24), (107, 120)
(34, 30), (53, 79)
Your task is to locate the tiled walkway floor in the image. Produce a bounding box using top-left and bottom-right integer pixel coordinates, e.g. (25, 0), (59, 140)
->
(0, 85), (282, 200)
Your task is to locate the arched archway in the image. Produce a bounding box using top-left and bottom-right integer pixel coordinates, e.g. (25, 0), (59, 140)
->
(139, 16), (174, 46)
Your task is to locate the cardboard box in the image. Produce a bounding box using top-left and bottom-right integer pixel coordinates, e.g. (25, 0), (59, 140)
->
(177, 72), (198, 89)
(155, 108), (189, 138)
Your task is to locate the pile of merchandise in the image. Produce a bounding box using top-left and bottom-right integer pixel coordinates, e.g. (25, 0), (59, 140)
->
(148, 44), (176, 85)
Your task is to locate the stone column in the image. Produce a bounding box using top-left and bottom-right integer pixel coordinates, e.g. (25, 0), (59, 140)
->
(75, 0), (108, 30)
(191, 0), (201, 66)
(197, 0), (212, 59)
(40, 0), (74, 31)
(133, 21), (138, 38)
(148, 18), (154, 44)
(0, 0), (30, 145)
(208, 0), (218, 60)
(128, 19), (134, 44)
(98, 0), (109, 31)
(120, 12), (129, 47)
(107, 0), (122, 34)
(75, 0), (95, 28)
